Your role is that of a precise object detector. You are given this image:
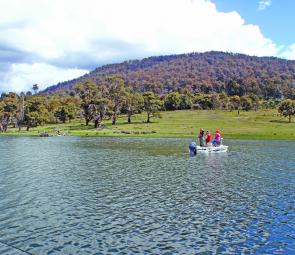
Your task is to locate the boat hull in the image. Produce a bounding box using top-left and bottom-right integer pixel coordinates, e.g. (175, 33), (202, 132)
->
(196, 145), (228, 153)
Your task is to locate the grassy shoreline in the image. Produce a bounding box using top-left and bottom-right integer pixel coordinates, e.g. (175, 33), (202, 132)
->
(1, 110), (294, 140)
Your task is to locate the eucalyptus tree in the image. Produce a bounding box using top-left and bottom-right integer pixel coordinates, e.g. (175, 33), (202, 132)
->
(229, 95), (241, 112)
(142, 91), (163, 123)
(23, 96), (49, 131)
(278, 99), (295, 123)
(248, 94), (261, 111)
(16, 94), (26, 131)
(74, 80), (100, 126)
(0, 92), (18, 132)
(93, 97), (112, 128)
(164, 92), (180, 110)
(240, 96), (253, 111)
(211, 93), (221, 109)
(90, 83), (113, 128)
(88, 100), (110, 128)
(193, 94), (213, 110)
(0, 100), (4, 132)
(32, 84), (39, 94)
(218, 93), (229, 110)
(53, 96), (79, 123)
(179, 92), (193, 110)
(106, 76), (128, 125)
(54, 106), (68, 123)
(124, 88), (144, 124)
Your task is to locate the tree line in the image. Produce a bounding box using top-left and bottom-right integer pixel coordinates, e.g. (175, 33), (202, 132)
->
(1, 76), (295, 132)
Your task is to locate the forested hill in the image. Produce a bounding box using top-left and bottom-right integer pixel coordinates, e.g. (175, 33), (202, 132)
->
(43, 51), (295, 98)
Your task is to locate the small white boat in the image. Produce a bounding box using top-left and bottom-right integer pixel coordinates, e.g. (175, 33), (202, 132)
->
(196, 145), (228, 153)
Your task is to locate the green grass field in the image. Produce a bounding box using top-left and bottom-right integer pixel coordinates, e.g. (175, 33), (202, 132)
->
(1, 109), (294, 140)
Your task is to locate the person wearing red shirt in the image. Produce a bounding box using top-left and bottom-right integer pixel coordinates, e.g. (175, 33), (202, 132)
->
(205, 131), (211, 146)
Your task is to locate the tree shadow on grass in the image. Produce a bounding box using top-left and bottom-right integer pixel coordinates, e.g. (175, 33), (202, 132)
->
(67, 124), (97, 131)
(67, 120), (160, 131)
(269, 119), (291, 123)
(111, 121), (160, 126)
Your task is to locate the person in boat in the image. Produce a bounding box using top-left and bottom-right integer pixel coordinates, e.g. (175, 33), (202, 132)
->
(198, 128), (205, 147)
(212, 130), (221, 146)
(205, 130), (211, 146)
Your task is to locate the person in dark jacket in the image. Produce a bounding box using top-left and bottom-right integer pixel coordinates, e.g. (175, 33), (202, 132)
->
(198, 128), (205, 147)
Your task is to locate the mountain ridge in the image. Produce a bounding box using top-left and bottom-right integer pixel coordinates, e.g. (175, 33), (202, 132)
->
(43, 51), (295, 99)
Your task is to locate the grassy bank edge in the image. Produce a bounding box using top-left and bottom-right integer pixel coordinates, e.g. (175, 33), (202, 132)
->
(1, 110), (294, 140)
(0, 131), (294, 140)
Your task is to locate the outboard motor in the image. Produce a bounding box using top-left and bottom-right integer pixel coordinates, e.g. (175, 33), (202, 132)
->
(189, 142), (197, 156)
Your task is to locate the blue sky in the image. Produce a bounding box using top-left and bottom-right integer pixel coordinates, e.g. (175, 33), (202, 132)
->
(213, 0), (295, 46)
(0, 0), (295, 92)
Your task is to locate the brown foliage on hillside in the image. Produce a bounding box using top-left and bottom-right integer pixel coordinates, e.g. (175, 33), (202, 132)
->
(43, 51), (295, 99)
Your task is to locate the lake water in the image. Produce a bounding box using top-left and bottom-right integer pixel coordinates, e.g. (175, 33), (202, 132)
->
(0, 137), (294, 255)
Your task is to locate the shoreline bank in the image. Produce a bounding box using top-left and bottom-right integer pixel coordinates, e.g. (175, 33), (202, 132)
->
(0, 132), (294, 140)
(1, 110), (294, 140)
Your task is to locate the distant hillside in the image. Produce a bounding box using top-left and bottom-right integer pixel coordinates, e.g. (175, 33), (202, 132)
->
(43, 51), (295, 99)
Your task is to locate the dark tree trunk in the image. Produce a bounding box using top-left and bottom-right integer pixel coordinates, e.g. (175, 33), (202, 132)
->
(27, 126), (30, 131)
(147, 112), (150, 123)
(94, 119), (98, 128)
(289, 115), (291, 123)
(112, 114), (117, 125)
(2, 116), (9, 132)
(127, 106), (132, 124)
(94, 116), (101, 128)
(85, 117), (90, 126)
(127, 111), (131, 124)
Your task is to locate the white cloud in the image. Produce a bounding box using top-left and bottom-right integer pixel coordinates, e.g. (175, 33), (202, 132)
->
(0, 0), (287, 92)
(0, 63), (88, 92)
(258, 0), (272, 11)
(280, 44), (295, 60)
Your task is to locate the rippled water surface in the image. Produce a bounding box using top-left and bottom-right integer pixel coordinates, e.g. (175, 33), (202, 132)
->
(0, 137), (294, 255)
